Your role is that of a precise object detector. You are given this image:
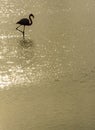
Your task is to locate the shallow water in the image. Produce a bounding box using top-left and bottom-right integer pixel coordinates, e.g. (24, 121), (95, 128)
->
(0, 0), (95, 130)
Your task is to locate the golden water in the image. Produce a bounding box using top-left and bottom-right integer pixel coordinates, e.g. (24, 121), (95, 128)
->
(0, 0), (95, 129)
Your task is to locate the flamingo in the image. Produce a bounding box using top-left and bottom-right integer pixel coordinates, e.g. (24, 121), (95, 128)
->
(16, 13), (34, 38)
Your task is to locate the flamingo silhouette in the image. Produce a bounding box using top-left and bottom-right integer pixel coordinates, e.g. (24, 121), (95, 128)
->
(16, 13), (34, 38)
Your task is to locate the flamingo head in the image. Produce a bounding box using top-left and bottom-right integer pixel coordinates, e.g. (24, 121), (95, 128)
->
(29, 13), (34, 18)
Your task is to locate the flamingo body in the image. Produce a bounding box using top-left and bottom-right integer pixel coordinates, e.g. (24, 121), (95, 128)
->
(16, 18), (31, 26)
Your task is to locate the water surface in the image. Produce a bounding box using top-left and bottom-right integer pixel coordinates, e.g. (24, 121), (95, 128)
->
(0, 0), (95, 130)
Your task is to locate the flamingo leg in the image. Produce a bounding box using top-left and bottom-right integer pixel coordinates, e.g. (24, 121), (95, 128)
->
(16, 25), (25, 39)
(23, 26), (25, 39)
(16, 25), (23, 33)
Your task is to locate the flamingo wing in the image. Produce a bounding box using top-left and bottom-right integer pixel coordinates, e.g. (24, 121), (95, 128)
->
(16, 18), (29, 25)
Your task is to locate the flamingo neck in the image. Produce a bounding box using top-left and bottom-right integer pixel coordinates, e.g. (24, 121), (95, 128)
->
(29, 16), (33, 25)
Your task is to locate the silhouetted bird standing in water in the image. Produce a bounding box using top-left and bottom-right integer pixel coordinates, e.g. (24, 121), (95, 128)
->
(16, 13), (34, 39)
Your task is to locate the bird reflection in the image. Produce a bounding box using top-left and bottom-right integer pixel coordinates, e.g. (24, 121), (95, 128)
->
(19, 39), (33, 48)
(16, 13), (34, 39)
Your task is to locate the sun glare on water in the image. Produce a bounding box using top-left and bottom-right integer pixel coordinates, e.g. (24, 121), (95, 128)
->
(0, 65), (45, 89)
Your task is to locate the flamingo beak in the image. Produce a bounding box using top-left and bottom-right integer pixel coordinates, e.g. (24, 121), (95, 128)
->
(31, 14), (34, 18)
